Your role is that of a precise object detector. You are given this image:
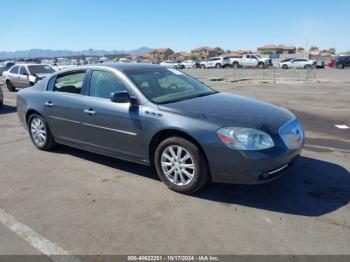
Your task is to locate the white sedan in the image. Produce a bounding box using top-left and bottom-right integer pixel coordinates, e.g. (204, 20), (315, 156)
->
(180, 60), (199, 68)
(160, 61), (184, 69)
(280, 58), (316, 69)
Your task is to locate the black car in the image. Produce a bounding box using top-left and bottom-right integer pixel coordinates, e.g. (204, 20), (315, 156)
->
(333, 55), (350, 69)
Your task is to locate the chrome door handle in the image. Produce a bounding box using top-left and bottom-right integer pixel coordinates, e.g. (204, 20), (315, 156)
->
(44, 101), (54, 107)
(84, 109), (96, 115)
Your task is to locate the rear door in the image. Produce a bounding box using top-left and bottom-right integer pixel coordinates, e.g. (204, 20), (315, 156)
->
(18, 66), (30, 88)
(44, 70), (87, 142)
(79, 69), (142, 158)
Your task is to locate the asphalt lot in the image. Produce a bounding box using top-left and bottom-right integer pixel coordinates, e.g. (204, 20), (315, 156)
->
(0, 69), (349, 257)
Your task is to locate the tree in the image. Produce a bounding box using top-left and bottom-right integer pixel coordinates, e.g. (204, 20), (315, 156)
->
(329, 48), (336, 54)
(309, 46), (319, 51)
(226, 50), (231, 53)
(297, 47), (305, 52)
(214, 47), (224, 54)
(190, 54), (199, 61)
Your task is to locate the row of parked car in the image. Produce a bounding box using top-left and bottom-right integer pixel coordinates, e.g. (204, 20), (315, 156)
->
(160, 54), (350, 70)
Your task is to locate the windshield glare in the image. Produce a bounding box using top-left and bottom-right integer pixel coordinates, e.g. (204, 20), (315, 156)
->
(125, 68), (216, 104)
(28, 65), (55, 75)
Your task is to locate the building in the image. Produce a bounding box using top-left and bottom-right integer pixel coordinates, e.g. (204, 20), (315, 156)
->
(223, 50), (253, 57)
(257, 44), (296, 54)
(148, 48), (174, 62)
(191, 47), (218, 60)
(172, 51), (192, 61)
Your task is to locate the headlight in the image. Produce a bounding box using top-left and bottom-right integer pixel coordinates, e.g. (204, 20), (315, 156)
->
(217, 127), (275, 150)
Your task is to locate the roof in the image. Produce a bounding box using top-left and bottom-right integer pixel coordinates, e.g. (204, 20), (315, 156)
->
(174, 51), (191, 56)
(89, 63), (164, 71)
(258, 44), (296, 50)
(191, 46), (216, 52)
(151, 48), (173, 53)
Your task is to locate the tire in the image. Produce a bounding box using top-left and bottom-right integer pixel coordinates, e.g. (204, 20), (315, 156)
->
(257, 62), (265, 69)
(174, 65), (178, 69)
(154, 137), (209, 194)
(200, 64), (205, 69)
(28, 113), (56, 150)
(215, 63), (222, 69)
(6, 80), (16, 92)
(232, 62), (239, 69)
(0, 101), (3, 108)
(281, 64), (288, 69)
(336, 63), (344, 69)
(304, 64), (311, 69)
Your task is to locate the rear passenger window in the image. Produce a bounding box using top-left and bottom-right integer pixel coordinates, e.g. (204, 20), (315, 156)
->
(53, 71), (85, 94)
(89, 71), (128, 99)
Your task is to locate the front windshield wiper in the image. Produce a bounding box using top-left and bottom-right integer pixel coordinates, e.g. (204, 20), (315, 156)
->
(160, 92), (217, 104)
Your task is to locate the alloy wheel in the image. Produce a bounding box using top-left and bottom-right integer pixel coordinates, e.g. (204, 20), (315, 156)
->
(30, 117), (47, 146)
(161, 145), (195, 186)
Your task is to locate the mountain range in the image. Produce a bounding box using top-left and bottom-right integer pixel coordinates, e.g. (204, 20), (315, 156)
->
(0, 47), (153, 59)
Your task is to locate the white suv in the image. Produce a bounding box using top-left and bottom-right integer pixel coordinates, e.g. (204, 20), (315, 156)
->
(200, 57), (229, 69)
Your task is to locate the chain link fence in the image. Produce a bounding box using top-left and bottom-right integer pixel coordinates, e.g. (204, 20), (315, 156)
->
(184, 67), (318, 83)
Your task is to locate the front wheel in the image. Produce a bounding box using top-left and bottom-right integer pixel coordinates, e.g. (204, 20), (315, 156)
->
(215, 63), (222, 69)
(6, 80), (16, 92)
(281, 64), (288, 69)
(28, 114), (56, 150)
(200, 64), (205, 69)
(154, 137), (209, 194)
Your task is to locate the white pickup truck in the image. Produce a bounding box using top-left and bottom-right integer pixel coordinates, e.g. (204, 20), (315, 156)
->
(228, 54), (272, 69)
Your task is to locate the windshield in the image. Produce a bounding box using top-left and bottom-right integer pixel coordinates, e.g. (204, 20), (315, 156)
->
(125, 68), (216, 104)
(28, 65), (55, 75)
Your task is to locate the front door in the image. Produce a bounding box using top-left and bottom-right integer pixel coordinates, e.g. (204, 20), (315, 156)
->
(79, 70), (142, 159)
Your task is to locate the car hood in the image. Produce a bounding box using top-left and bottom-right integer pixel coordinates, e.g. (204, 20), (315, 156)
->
(158, 92), (295, 134)
(33, 73), (51, 78)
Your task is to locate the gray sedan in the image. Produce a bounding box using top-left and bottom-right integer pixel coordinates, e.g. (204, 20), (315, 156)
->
(17, 64), (304, 194)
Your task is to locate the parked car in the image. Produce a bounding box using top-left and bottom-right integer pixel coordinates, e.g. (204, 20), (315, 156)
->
(229, 54), (272, 69)
(180, 60), (200, 69)
(5, 64), (55, 91)
(200, 57), (230, 69)
(280, 58), (316, 69)
(329, 55), (350, 69)
(0, 86), (3, 108)
(0, 62), (15, 76)
(160, 61), (184, 69)
(17, 64), (304, 194)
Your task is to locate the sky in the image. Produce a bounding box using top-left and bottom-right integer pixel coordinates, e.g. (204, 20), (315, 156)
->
(1, 0), (349, 52)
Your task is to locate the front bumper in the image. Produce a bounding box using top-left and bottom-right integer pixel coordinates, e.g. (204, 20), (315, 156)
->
(207, 144), (301, 184)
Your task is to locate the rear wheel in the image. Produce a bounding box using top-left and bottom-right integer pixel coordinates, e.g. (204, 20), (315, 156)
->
(154, 137), (209, 194)
(6, 80), (16, 92)
(200, 64), (205, 69)
(336, 63), (344, 69)
(232, 62), (239, 69)
(257, 62), (265, 69)
(215, 63), (222, 69)
(304, 64), (311, 69)
(28, 114), (56, 150)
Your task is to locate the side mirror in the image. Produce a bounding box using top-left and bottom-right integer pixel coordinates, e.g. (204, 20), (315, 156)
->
(110, 91), (138, 104)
